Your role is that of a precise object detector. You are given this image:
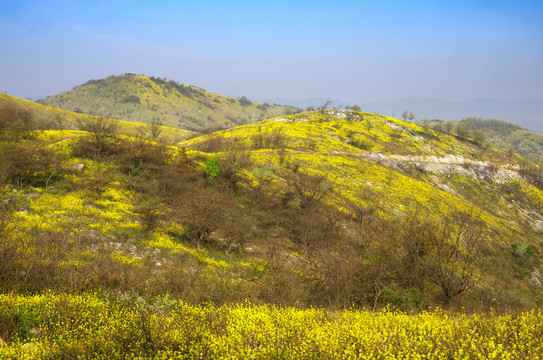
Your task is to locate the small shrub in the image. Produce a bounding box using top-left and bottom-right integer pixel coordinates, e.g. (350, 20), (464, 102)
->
(194, 136), (225, 153)
(512, 244), (534, 257)
(203, 155), (221, 180)
(348, 138), (374, 150)
(239, 96), (252, 106)
(253, 166), (277, 180)
(121, 95), (141, 104)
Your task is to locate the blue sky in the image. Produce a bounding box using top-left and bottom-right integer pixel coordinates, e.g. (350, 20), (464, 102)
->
(1, 0), (542, 103)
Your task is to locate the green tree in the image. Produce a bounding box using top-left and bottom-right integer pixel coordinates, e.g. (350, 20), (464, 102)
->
(455, 122), (471, 138)
(472, 130), (486, 147)
(350, 104), (362, 112)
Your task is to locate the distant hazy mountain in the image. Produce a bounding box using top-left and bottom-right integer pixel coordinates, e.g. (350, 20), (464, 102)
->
(259, 97), (349, 109)
(361, 97), (543, 133)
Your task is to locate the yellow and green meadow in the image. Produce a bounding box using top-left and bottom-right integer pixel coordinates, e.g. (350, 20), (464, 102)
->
(1, 293), (542, 359)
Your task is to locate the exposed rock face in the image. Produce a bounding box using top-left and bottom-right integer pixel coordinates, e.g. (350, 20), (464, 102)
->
(363, 152), (522, 183)
(72, 162), (85, 171)
(530, 269), (542, 289)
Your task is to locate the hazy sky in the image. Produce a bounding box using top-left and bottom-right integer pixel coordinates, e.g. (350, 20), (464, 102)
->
(1, 0), (542, 103)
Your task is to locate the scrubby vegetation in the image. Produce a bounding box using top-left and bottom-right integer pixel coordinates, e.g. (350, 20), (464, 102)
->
(1, 99), (543, 357)
(0, 93), (194, 143)
(1, 293), (542, 359)
(418, 117), (543, 162)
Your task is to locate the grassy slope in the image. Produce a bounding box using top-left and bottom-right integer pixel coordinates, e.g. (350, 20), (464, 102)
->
(466, 118), (543, 162)
(183, 111), (543, 306)
(185, 111), (539, 241)
(1, 97), (543, 314)
(39, 74), (301, 131)
(506, 129), (543, 161)
(0, 93), (194, 142)
(5, 90), (543, 359)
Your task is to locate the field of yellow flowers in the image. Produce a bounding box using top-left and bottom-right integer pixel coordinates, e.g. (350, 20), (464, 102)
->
(0, 293), (541, 359)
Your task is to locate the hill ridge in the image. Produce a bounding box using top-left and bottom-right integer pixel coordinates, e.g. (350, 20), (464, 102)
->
(39, 74), (301, 131)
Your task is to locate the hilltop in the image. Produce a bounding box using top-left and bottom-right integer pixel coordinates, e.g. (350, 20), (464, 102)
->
(38, 74), (301, 131)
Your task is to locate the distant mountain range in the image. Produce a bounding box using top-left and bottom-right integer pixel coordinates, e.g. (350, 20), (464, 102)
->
(260, 97), (349, 109)
(263, 97), (543, 134)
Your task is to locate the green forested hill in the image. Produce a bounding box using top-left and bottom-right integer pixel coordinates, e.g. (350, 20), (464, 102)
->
(38, 74), (301, 131)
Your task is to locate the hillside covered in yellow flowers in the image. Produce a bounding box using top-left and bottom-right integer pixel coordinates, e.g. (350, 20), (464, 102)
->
(1, 95), (543, 358)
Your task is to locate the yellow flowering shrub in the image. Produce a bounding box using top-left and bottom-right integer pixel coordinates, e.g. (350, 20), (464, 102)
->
(0, 293), (541, 359)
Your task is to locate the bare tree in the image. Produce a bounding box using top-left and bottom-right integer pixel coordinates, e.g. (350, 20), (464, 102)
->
(174, 191), (225, 250)
(78, 116), (118, 144)
(402, 110), (415, 121)
(0, 104), (36, 140)
(318, 101), (332, 112)
(147, 117), (163, 141)
(77, 116), (119, 159)
(425, 210), (485, 304)
(401, 208), (486, 305)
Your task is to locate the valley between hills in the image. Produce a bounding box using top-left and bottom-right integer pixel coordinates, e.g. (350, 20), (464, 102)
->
(1, 76), (543, 358)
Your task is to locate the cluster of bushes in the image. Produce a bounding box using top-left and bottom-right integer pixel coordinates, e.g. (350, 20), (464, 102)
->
(519, 160), (543, 190)
(148, 77), (202, 99)
(121, 95), (141, 104)
(0, 104), (37, 140)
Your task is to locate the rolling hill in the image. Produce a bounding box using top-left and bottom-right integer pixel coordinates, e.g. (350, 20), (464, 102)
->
(2, 94), (543, 356)
(0, 93), (194, 143)
(3, 92), (543, 311)
(38, 74), (301, 131)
